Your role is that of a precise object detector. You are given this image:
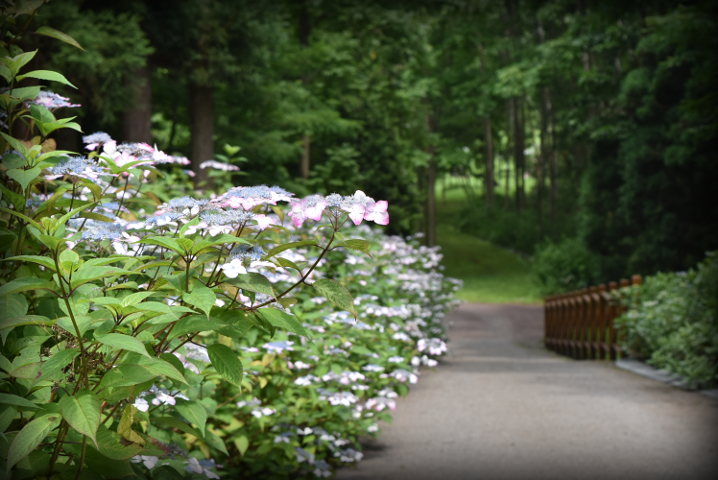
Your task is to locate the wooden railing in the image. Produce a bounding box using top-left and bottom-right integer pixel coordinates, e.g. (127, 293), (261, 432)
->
(544, 275), (642, 360)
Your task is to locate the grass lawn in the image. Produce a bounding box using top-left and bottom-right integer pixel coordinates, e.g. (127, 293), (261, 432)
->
(435, 177), (543, 304)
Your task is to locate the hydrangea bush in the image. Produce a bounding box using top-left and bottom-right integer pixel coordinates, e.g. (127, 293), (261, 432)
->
(616, 252), (718, 388)
(0, 8), (461, 480)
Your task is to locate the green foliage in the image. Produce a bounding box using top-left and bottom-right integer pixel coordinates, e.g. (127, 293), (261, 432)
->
(533, 238), (599, 295)
(616, 252), (718, 387)
(0, 6), (462, 479)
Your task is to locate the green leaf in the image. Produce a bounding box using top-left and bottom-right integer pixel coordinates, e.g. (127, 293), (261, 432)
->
(1, 153), (26, 170)
(203, 428), (228, 455)
(0, 206), (43, 231)
(0, 64), (10, 83)
(137, 356), (187, 385)
(265, 239), (318, 258)
(96, 428), (143, 460)
(258, 308), (312, 340)
(117, 404), (144, 446)
(154, 416), (203, 439)
(182, 283), (216, 320)
(2, 255), (57, 271)
(228, 272), (276, 298)
(0, 277), (55, 296)
(34, 26), (85, 51)
(174, 400), (207, 436)
(235, 435), (249, 455)
(171, 315), (221, 339)
(55, 202), (96, 233)
(120, 292), (154, 307)
(59, 389), (101, 448)
(97, 364), (156, 392)
(0, 185), (26, 211)
(0, 393), (39, 411)
(0, 406), (18, 433)
(206, 344), (243, 388)
(131, 302), (177, 318)
(96, 333), (152, 358)
(338, 239), (373, 257)
(275, 257), (302, 272)
(4, 50), (36, 77)
(0, 133), (31, 160)
(83, 444), (135, 478)
(312, 278), (357, 319)
(56, 315), (91, 337)
(35, 348), (79, 381)
(70, 266), (134, 289)
(16, 69), (77, 88)
(0, 293), (28, 320)
(159, 353), (185, 377)
(6, 414), (61, 474)
(7, 167), (40, 192)
(138, 236), (185, 255)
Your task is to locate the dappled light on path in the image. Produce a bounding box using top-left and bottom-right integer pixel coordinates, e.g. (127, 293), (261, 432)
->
(337, 304), (718, 480)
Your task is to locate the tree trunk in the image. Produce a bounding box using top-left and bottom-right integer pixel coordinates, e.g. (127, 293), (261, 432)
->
(299, 0), (311, 179)
(484, 117), (494, 207)
(539, 89), (551, 238)
(511, 97), (525, 211)
(122, 63), (153, 143)
(190, 83), (214, 189)
(545, 88), (558, 217)
(301, 135), (310, 179)
(425, 115), (436, 247)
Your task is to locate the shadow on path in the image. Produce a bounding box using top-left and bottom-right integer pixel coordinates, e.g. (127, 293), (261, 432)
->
(336, 303), (718, 480)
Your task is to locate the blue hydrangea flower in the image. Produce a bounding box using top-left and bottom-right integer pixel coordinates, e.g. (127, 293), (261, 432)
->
(46, 157), (105, 182)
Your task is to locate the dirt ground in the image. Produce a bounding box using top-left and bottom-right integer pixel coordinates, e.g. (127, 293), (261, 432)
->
(336, 303), (718, 480)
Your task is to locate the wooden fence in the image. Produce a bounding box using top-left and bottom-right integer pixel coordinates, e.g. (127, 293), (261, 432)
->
(544, 275), (642, 360)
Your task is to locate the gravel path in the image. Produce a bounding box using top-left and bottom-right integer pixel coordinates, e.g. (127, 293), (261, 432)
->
(336, 303), (718, 480)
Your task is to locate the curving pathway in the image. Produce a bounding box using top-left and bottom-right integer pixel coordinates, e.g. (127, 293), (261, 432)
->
(337, 303), (718, 480)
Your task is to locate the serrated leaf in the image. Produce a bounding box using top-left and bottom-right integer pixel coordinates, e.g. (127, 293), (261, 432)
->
(0, 206), (43, 231)
(0, 185), (26, 211)
(265, 239), (318, 258)
(182, 283), (215, 320)
(0, 293), (28, 321)
(96, 333), (151, 358)
(96, 428), (143, 460)
(339, 239), (373, 257)
(203, 427), (228, 455)
(56, 315), (91, 337)
(154, 416), (203, 438)
(228, 272), (276, 298)
(175, 400), (207, 436)
(138, 236), (185, 255)
(207, 344), (243, 388)
(6, 414), (61, 474)
(117, 404), (145, 446)
(258, 308), (312, 340)
(137, 356), (187, 385)
(2, 255), (57, 271)
(59, 389), (101, 448)
(0, 277), (55, 296)
(7, 167), (41, 192)
(312, 278), (357, 319)
(0, 393), (39, 410)
(35, 26), (85, 50)
(97, 364), (156, 392)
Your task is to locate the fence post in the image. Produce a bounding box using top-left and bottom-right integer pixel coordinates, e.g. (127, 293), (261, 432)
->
(597, 284), (608, 360)
(607, 281), (618, 360)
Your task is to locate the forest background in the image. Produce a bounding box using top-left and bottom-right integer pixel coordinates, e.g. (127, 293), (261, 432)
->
(13, 0), (717, 292)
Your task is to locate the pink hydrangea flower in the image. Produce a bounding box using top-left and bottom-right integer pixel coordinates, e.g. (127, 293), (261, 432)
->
(364, 200), (389, 225)
(288, 195), (327, 227)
